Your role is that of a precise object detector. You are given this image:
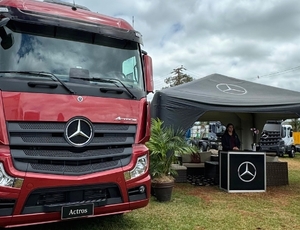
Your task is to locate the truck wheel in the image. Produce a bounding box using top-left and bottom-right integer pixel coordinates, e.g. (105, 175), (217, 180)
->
(289, 147), (295, 158)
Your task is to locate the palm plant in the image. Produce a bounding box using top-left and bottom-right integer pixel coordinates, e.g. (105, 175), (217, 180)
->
(146, 118), (197, 182)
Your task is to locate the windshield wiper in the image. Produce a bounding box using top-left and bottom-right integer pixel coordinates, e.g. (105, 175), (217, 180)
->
(72, 77), (136, 99)
(0, 71), (75, 94)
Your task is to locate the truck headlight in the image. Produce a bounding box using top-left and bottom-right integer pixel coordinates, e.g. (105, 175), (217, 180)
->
(124, 155), (148, 181)
(0, 163), (24, 188)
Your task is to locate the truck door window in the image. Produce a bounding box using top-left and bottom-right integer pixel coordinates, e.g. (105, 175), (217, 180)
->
(282, 127), (286, 138)
(287, 127), (290, 138)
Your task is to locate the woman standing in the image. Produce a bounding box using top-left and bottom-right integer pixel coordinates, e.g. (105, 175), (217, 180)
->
(221, 123), (241, 151)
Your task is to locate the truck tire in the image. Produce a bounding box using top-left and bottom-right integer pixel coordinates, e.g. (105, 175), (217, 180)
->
(289, 147), (295, 158)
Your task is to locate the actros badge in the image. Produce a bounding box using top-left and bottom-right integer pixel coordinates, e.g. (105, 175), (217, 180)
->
(65, 117), (94, 147)
(237, 161), (257, 182)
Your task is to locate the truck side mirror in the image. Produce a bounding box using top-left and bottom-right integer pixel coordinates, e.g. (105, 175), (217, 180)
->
(0, 27), (14, 50)
(143, 53), (154, 94)
(1, 33), (14, 50)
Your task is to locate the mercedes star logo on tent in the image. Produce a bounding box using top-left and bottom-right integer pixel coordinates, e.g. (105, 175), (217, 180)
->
(65, 117), (94, 147)
(216, 83), (247, 95)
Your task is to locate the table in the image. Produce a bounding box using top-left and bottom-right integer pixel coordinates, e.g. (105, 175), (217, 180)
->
(171, 164), (187, 183)
(219, 151), (266, 193)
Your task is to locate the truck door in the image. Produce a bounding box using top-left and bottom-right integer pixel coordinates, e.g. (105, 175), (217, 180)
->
(284, 126), (293, 146)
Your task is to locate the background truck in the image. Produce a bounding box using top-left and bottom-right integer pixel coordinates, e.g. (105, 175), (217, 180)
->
(208, 121), (226, 138)
(258, 120), (295, 158)
(188, 121), (225, 151)
(0, 0), (153, 228)
(208, 121), (225, 150)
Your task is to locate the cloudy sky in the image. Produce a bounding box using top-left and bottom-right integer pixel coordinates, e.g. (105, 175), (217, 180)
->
(65, 0), (300, 95)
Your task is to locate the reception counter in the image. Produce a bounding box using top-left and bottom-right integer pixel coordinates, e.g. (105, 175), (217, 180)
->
(219, 151), (266, 193)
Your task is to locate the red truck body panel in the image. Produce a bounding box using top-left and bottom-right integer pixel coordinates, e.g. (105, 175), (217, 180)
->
(2, 92), (140, 123)
(2, 0), (134, 30)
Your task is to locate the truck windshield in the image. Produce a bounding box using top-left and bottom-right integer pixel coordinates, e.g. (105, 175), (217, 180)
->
(263, 124), (280, 131)
(0, 23), (145, 91)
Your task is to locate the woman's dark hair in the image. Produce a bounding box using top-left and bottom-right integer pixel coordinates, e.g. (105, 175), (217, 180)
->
(226, 123), (236, 134)
(226, 123), (234, 129)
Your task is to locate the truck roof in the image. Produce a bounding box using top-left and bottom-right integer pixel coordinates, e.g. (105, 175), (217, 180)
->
(1, 0), (134, 31)
(265, 120), (283, 124)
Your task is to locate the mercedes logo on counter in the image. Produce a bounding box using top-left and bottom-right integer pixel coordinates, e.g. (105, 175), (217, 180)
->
(237, 161), (257, 182)
(216, 83), (247, 95)
(64, 117), (94, 147)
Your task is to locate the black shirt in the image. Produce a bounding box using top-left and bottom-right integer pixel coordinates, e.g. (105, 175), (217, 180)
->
(221, 132), (240, 151)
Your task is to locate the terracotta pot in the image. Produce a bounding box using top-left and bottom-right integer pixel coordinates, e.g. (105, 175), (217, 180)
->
(151, 181), (174, 202)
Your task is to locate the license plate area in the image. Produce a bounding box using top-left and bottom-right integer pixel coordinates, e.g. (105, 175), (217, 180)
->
(61, 203), (94, 220)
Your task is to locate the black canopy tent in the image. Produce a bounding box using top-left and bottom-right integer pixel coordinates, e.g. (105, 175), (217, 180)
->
(150, 74), (300, 150)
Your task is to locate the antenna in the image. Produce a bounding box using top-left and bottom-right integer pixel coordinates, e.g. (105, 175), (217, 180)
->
(132, 16), (134, 28)
(72, 0), (77, 11)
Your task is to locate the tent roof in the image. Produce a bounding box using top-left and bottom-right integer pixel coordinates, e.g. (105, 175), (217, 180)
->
(151, 73), (300, 131)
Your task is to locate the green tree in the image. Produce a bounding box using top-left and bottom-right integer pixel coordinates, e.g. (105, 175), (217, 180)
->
(163, 65), (194, 88)
(290, 118), (300, 131)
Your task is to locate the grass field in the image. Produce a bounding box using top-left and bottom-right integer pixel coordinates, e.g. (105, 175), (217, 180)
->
(15, 154), (300, 230)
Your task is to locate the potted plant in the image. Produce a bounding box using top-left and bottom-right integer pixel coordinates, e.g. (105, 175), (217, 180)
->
(146, 118), (197, 202)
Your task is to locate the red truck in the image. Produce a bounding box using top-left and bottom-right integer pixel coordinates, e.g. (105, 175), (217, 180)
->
(0, 0), (153, 228)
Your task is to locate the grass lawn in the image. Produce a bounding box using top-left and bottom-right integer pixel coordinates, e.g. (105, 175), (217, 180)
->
(16, 154), (300, 230)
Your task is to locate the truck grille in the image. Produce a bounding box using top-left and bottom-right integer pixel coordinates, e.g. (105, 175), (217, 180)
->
(8, 121), (136, 175)
(22, 183), (121, 214)
(259, 131), (281, 147)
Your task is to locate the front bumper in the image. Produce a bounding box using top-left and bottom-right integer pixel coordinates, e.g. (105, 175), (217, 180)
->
(260, 145), (284, 155)
(0, 153), (150, 228)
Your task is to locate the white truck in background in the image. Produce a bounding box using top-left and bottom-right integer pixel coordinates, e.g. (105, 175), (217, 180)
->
(258, 120), (295, 158)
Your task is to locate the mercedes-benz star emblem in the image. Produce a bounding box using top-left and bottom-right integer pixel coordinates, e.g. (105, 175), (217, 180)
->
(77, 96), (83, 102)
(216, 83), (247, 95)
(65, 117), (94, 147)
(237, 161), (257, 182)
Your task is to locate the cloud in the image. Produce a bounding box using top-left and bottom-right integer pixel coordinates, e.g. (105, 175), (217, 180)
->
(67, 0), (300, 93)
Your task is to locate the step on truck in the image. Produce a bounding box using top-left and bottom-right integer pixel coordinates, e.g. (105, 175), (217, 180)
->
(0, 0), (154, 228)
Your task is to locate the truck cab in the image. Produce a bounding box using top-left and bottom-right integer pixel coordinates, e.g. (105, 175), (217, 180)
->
(0, 0), (153, 228)
(258, 120), (295, 158)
